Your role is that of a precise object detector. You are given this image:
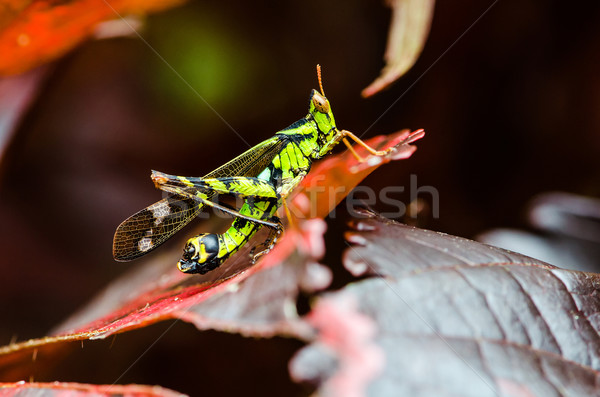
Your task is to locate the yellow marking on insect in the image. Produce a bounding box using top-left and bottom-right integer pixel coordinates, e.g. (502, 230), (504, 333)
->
(299, 138), (314, 159)
(222, 233), (239, 251)
(205, 179), (227, 192)
(285, 146), (298, 170)
(218, 235), (229, 257)
(198, 241), (210, 262)
(233, 181), (253, 196)
(229, 228), (247, 244)
(178, 176), (194, 187)
(273, 154), (281, 170)
(280, 149), (291, 173)
(195, 191), (208, 201)
(256, 201), (270, 211)
(239, 180), (276, 198)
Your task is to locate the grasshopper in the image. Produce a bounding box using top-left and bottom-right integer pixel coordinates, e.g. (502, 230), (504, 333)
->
(113, 66), (400, 274)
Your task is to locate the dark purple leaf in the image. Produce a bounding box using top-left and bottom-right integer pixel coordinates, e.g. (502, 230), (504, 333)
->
(292, 209), (600, 397)
(479, 192), (600, 272)
(527, 192), (600, 243)
(0, 67), (48, 163)
(0, 381), (185, 397)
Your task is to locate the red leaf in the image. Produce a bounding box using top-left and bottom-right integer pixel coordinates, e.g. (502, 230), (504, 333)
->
(289, 294), (385, 397)
(291, 209), (600, 396)
(289, 129), (424, 220)
(0, 0), (185, 76)
(0, 381), (185, 396)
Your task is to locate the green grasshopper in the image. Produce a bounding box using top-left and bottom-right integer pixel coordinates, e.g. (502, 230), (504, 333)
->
(113, 66), (399, 274)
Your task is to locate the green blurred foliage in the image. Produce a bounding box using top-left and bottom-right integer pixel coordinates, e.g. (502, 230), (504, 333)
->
(147, 6), (268, 133)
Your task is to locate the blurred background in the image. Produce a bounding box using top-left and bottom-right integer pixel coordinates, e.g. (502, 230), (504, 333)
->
(1, 0), (599, 394)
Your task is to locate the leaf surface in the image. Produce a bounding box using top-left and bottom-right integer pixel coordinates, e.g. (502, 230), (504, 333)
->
(0, 66), (48, 163)
(291, 209), (600, 396)
(0, 381), (186, 397)
(362, 0), (435, 97)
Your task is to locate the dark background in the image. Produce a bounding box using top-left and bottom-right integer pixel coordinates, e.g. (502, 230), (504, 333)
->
(1, 0), (599, 395)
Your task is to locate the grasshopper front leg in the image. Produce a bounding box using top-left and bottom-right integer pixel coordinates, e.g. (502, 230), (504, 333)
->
(340, 130), (396, 163)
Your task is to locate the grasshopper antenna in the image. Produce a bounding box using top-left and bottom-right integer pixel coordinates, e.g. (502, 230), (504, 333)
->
(316, 64), (325, 97)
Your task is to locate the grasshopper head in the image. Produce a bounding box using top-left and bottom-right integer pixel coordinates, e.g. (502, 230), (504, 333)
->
(309, 89), (338, 144)
(308, 65), (340, 154)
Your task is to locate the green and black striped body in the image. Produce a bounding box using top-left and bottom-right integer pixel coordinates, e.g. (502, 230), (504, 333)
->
(179, 106), (334, 274)
(113, 89), (343, 274)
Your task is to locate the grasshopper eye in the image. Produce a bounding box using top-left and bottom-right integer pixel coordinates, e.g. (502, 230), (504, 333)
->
(312, 94), (330, 113)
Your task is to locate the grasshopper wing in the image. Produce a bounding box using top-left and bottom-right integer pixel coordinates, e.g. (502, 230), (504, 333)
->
(113, 136), (286, 261)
